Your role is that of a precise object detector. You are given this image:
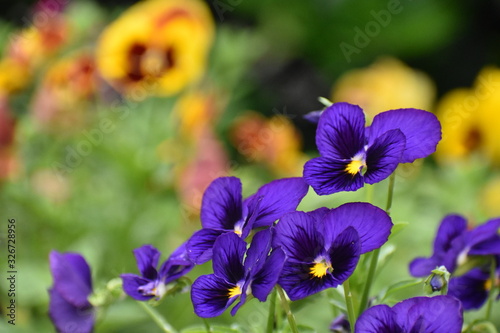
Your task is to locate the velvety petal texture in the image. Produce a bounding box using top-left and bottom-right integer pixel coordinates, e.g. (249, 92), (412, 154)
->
(448, 268), (490, 310)
(368, 108), (442, 163)
(303, 102), (441, 195)
(48, 251), (95, 333)
(356, 296), (463, 333)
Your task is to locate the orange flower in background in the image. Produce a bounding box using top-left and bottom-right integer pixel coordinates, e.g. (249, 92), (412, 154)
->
(435, 66), (500, 166)
(332, 57), (435, 120)
(0, 98), (19, 181)
(96, 0), (214, 98)
(31, 52), (97, 132)
(230, 112), (306, 177)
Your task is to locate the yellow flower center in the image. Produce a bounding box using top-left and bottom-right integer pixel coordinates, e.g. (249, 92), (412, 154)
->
(228, 285), (242, 298)
(310, 262), (333, 278)
(345, 159), (365, 175)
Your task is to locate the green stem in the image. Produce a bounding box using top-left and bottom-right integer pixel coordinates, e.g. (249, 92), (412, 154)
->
(266, 288), (277, 333)
(358, 173), (397, 316)
(203, 318), (212, 333)
(276, 285), (299, 333)
(485, 258), (497, 321)
(138, 301), (178, 333)
(343, 279), (356, 332)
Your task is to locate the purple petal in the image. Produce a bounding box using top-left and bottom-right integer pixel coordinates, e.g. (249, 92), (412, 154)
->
(49, 251), (93, 308)
(303, 156), (364, 195)
(273, 211), (324, 262)
(201, 177), (243, 230)
(466, 218), (500, 252)
(49, 288), (94, 333)
(244, 178), (309, 229)
(303, 110), (323, 123)
(278, 261), (337, 301)
(133, 245), (160, 280)
(315, 102), (366, 159)
(355, 304), (401, 333)
(368, 108), (442, 163)
(212, 233), (246, 284)
(159, 242), (194, 283)
(186, 228), (225, 265)
(120, 274), (154, 301)
(191, 275), (239, 318)
(251, 247), (286, 302)
(328, 227), (361, 285)
(434, 215), (467, 256)
(364, 129), (405, 184)
(448, 268), (490, 310)
(322, 203), (392, 254)
(306, 207), (330, 223)
(244, 229), (272, 274)
(393, 296), (463, 332)
(469, 235), (500, 255)
(408, 257), (440, 277)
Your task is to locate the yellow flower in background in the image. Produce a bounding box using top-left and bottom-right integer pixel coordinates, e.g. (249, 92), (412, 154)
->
(332, 57), (435, 120)
(96, 0), (214, 98)
(435, 66), (500, 166)
(230, 112), (306, 177)
(0, 58), (31, 95)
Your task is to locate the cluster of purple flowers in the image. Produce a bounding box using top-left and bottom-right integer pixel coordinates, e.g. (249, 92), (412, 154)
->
(49, 102), (500, 333)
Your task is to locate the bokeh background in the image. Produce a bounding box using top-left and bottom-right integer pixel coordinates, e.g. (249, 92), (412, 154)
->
(1, 0), (500, 331)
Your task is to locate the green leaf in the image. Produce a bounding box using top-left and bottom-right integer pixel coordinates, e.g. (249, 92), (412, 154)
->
(379, 279), (423, 303)
(181, 325), (242, 333)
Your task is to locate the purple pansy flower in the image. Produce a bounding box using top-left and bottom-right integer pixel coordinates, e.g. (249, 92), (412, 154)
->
(273, 202), (392, 300)
(409, 215), (500, 277)
(303, 102), (441, 195)
(191, 229), (285, 317)
(330, 314), (350, 332)
(48, 251), (95, 333)
(121, 243), (194, 301)
(186, 176), (308, 264)
(355, 295), (463, 333)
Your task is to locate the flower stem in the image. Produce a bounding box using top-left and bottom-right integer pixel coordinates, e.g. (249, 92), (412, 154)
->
(485, 257), (497, 321)
(358, 173), (397, 316)
(266, 288), (277, 333)
(203, 318), (213, 333)
(138, 301), (178, 333)
(343, 279), (356, 332)
(276, 285), (299, 333)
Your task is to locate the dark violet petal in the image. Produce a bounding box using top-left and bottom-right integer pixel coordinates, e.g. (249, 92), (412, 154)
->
(433, 214), (467, 255)
(469, 235), (500, 255)
(364, 129), (405, 184)
(466, 218), (500, 250)
(330, 314), (351, 332)
(328, 227), (361, 285)
(315, 102), (366, 159)
(49, 288), (94, 333)
(278, 261), (337, 301)
(201, 177), (243, 230)
(303, 156), (364, 195)
(448, 269), (490, 310)
(212, 233), (246, 284)
(408, 257), (440, 277)
(244, 229), (272, 274)
(273, 211), (324, 262)
(368, 108), (442, 163)
(49, 251), (93, 308)
(191, 275), (238, 318)
(306, 207), (330, 223)
(120, 274), (154, 301)
(323, 202), (392, 254)
(159, 242), (194, 283)
(186, 228), (225, 265)
(303, 110), (323, 123)
(245, 177), (309, 229)
(133, 245), (160, 280)
(355, 304), (402, 333)
(394, 296), (463, 332)
(252, 247), (286, 302)
(230, 291), (247, 316)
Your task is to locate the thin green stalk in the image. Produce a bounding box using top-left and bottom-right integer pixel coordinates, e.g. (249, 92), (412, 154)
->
(138, 301), (177, 333)
(266, 288), (277, 333)
(343, 279), (356, 332)
(485, 258), (497, 321)
(276, 285), (299, 333)
(203, 318), (212, 333)
(358, 173), (397, 316)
